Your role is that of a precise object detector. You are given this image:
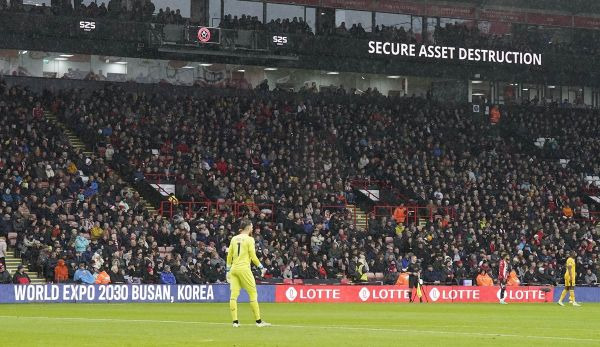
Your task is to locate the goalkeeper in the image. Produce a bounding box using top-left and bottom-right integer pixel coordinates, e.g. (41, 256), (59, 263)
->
(226, 218), (271, 328)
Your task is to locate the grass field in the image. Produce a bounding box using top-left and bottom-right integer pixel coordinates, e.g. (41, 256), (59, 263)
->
(1, 303), (599, 346)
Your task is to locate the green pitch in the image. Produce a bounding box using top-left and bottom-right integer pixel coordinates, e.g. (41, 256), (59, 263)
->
(0, 303), (598, 346)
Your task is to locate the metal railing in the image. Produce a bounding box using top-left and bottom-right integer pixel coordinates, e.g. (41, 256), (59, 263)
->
(159, 200), (274, 220)
(371, 205), (456, 225)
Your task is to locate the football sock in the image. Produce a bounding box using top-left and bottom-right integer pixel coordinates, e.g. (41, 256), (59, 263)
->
(229, 299), (238, 322)
(559, 289), (567, 302)
(249, 300), (261, 321)
(569, 290), (575, 302)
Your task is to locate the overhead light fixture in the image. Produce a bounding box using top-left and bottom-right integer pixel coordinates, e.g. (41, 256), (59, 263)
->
(20, 50), (28, 54)
(387, 75), (401, 79)
(54, 57), (68, 61)
(237, 69), (245, 72)
(548, 85), (556, 89)
(199, 63), (213, 67)
(472, 93), (485, 96)
(522, 88), (529, 91)
(510, 83), (518, 86)
(60, 54), (74, 57)
(471, 80), (483, 84)
(326, 71), (339, 75)
(264, 67), (278, 71)
(181, 65), (195, 69)
(115, 61), (128, 65)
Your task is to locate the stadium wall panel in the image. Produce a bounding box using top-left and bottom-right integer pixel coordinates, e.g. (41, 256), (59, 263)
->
(275, 285), (554, 303)
(552, 286), (600, 303)
(6, 284), (600, 304)
(0, 284), (275, 304)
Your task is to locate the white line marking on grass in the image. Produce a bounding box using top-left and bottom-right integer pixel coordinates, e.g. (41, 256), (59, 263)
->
(0, 315), (597, 343)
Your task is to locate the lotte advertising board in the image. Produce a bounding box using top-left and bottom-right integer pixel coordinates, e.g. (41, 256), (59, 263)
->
(275, 285), (553, 303)
(0, 284), (565, 304)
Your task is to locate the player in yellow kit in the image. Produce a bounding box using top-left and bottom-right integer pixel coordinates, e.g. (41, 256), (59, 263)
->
(226, 218), (271, 327)
(557, 250), (581, 306)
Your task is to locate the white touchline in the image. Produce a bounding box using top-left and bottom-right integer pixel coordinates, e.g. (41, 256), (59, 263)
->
(0, 316), (597, 343)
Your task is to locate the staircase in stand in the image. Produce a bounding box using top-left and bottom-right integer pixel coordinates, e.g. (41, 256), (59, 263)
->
(347, 204), (368, 230)
(4, 250), (45, 284)
(46, 113), (158, 217)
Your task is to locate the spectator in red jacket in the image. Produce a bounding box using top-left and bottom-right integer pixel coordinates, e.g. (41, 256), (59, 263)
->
(13, 265), (31, 285)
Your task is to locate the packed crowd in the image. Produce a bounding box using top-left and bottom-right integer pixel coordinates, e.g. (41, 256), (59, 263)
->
(0, 77), (598, 287)
(0, 0), (185, 24)
(220, 14), (312, 35)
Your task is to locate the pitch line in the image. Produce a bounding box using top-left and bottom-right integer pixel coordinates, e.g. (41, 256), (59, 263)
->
(0, 315), (597, 343)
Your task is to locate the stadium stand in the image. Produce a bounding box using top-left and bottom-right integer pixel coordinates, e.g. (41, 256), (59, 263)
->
(0, 76), (598, 287)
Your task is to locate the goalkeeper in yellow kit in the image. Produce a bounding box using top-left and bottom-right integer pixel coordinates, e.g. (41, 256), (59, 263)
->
(226, 218), (271, 327)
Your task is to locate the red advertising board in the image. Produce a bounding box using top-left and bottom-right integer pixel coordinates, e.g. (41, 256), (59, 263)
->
(479, 9), (528, 23)
(375, 0), (427, 15)
(526, 13), (572, 27)
(573, 16), (600, 29)
(426, 4), (475, 20)
(275, 285), (553, 303)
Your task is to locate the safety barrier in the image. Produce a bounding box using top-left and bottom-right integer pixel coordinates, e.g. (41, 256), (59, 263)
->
(372, 205), (456, 225)
(158, 201), (275, 220)
(8, 284), (600, 304)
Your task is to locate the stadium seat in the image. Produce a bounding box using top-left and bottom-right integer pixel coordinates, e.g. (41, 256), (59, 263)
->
(283, 278), (293, 284)
(292, 279), (304, 284)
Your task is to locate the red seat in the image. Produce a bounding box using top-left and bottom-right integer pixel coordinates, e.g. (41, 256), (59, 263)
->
(340, 278), (350, 285)
(283, 278), (293, 284)
(292, 279), (304, 284)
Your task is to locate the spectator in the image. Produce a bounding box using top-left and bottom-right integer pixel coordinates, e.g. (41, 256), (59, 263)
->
(0, 263), (11, 283)
(160, 265), (176, 284)
(507, 270), (520, 286)
(476, 269), (493, 286)
(74, 232), (90, 253)
(13, 265), (31, 284)
(422, 264), (442, 284)
(95, 269), (111, 284)
(54, 259), (69, 283)
(0, 236), (6, 267)
(73, 263), (95, 284)
(584, 269), (598, 285)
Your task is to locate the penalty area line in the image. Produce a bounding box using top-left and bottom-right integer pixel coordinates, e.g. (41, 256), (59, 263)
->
(0, 315), (597, 343)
